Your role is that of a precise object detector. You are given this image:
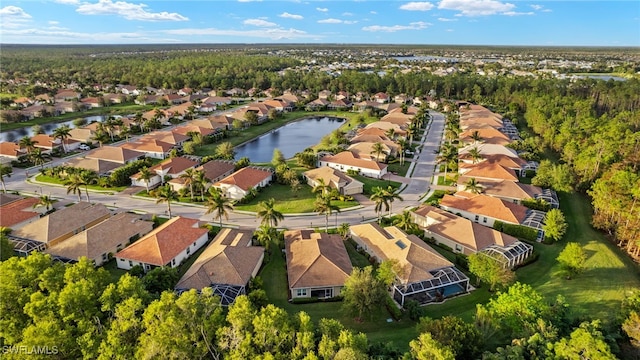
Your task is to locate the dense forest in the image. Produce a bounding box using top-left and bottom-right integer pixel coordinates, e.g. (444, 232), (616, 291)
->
(0, 253), (635, 359)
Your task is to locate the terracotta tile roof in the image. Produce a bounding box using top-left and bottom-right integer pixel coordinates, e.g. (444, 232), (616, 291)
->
(459, 162), (518, 182)
(303, 166), (362, 191)
(0, 197), (40, 228)
(0, 142), (25, 157)
(148, 157), (198, 175)
(192, 116), (233, 129)
(0, 193), (22, 205)
(380, 112), (413, 126)
(145, 131), (189, 145)
(413, 205), (517, 252)
(483, 154), (527, 168)
(459, 128), (511, 145)
(115, 216), (208, 266)
(198, 160), (237, 181)
(350, 224), (453, 284)
(347, 142), (395, 161)
(440, 192), (528, 224)
(214, 167), (273, 192)
(86, 145), (144, 164)
(46, 212), (153, 262)
(466, 179), (540, 201)
(285, 230), (353, 289)
(175, 228), (264, 289)
(30, 134), (59, 149)
(172, 125), (215, 137)
(320, 151), (387, 171)
(121, 139), (174, 153)
(12, 202), (111, 243)
(364, 122), (407, 135)
(459, 144), (519, 159)
(64, 157), (121, 174)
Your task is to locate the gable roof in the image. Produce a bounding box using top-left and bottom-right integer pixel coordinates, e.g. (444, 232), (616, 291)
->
(172, 125), (215, 137)
(46, 212), (153, 262)
(320, 151), (387, 171)
(350, 224), (453, 284)
(148, 157), (198, 176)
(0, 197), (40, 228)
(175, 228), (264, 289)
(285, 230), (353, 289)
(440, 192), (528, 224)
(215, 167), (273, 191)
(115, 216), (208, 266)
(413, 205), (518, 252)
(121, 139), (174, 153)
(459, 127), (511, 145)
(86, 146), (144, 164)
(12, 202), (111, 243)
(145, 131), (190, 145)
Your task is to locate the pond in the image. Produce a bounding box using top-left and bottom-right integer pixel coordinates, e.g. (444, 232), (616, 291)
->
(0, 115), (106, 142)
(234, 116), (345, 163)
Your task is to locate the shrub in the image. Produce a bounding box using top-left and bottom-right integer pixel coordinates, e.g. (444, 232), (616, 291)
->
(385, 295), (403, 320)
(404, 299), (425, 321)
(455, 253), (469, 270)
(291, 297), (319, 304)
(493, 221), (538, 242)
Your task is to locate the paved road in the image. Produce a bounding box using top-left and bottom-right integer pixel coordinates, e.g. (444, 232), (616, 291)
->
(4, 112), (445, 229)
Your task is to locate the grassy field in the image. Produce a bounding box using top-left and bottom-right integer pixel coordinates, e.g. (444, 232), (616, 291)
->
(34, 174), (127, 193)
(1, 103), (156, 131)
(234, 183), (358, 213)
(387, 160), (411, 177)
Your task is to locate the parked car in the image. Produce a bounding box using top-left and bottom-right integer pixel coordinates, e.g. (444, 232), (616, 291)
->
(79, 144), (90, 151)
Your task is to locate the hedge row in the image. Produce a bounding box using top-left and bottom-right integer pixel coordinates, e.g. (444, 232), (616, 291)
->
(493, 221), (539, 242)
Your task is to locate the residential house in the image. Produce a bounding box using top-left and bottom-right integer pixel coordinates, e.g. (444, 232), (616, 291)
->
(380, 112), (413, 127)
(21, 104), (58, 119)
(80, 97), (102, 108)
(177, 88), (193, 96)
(10, 202), (111, 254)
(86, 146), (145, 164)
(328, 99), (352, 111)
(0, 196), (43, 229)
(318, 151), (388, 179)
(350, 224), (469, 306)
(45, 212), (153, 266)
(175, 228), (264, 305)
(68, 127), (97, 143)
(305, 98), (330, 111)
(0, 142), (26, 164)
(318, 90), (332, 99)
(172, 125), (216, 138)
(131, 157), (199, 189)
(169, 160), (235, 192)
(213, 167), (273, 200)
(115, 216), (209, 271)
(458, 178), (559, 208)
(121, 139), (174, 159)
(54, 90), (81, 102)
(303, 166), (363, 196)
(285, 230), (352, 300)
(199, 96), (232, 112)
(363, 122), (407, 137)
(145, 131), (190, 147)
(459, 143), (519, 160)
(63, 157), (121, 176)
(459, 127), (512, 146)
(30, 134), (61, 153)
(458, 162), (519, 183)
(118, 85), (140, 96)
(412, 205), (532, 268)
(193, 115), (235, 130)
(373, 92), (389, 103)
(347, 142), (393, 162)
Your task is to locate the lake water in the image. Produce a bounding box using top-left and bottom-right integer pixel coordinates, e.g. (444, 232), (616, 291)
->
(1, 115), (106, 142)
(234, 116), (345, 163)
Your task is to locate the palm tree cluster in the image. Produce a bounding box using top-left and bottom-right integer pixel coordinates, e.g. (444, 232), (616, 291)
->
(65, 169), (98, 202)
(370, 186), (403, 223)
(205, 187), (234, 227)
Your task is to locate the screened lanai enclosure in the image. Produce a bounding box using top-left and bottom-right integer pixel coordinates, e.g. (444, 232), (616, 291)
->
(482, 241), (533, 268)
(392, 267), (470, 307)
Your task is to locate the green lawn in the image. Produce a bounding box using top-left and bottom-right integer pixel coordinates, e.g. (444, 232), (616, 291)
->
(352, 175), (401, 195)
(102, 258), (128, 284)
(34, 174), (127, 193)
(259, 247), (417, 353)
(1, 103), (156, 131)
(234, 183), (358, 214)
(387, 160), (411, 177)
(437, 174), (456, 186)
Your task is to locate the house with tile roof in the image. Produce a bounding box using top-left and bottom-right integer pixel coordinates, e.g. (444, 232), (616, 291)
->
(68, 127), (97, 143)
(145, 131), (190, 146)
(86, 145), (145, 164)
(213, 167), (273, 200)
(318, 151), (388, 179)
(458, 162), (519, 182)
(350, 224), (469, 306)
(412, 205), (532, 268)
(459, 143), (519, 160)
(380, 112), (413, 127)
(0, 196), (43, 229)
(115, 216), (209, 271)
(120, 139), (174, 159)
(192, 115), (235, 130)
(303, 166), (363, 196)
(285, 230), (353, 300)
(373, 92), (389, 103)
(456, 178), (559, 208)
(169, 160), (235, 192)
(30, 134), (61, 152)
(0, 142), (26, 164)
(347, 142), (395, 162)
(10, 202), (111, 253)
(63, 157), (121, 176)
(362, 122), (407, 137)
(172, 125), (216, 138)
(131, 156), (199, 189)
(175, 228), (264, 305)
(440, 192), (546, 238)
(459, 127), (512, 146)
(46, 212), (153, 266)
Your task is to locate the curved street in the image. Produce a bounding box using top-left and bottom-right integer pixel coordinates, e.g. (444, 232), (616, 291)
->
(3, 111), (446, 229)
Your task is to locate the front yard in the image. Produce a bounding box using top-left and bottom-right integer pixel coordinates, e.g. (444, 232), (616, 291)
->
(352, 174), (401, 195)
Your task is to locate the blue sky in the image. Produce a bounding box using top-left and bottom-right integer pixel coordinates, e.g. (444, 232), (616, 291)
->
(1, 1), (638, 46)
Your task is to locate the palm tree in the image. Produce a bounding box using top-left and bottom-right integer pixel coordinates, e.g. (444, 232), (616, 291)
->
(0, 164), (11, 193)
(437, 143), (458, 182)
(52, 125), (71, 154)
(370, 186), (388, 224)
(393, 210), (417, 232)
(385, 128), (396, 140)
(119, 125), (132, 142)
(256, 198), (284, 227)
(383, 186), (403, 217)
(205, 191), (234, 228)
(254, 224), (277, 258)
(396, 137), (408, 166)
(153, 184), (179, 218)
(470, 130), (483, 144)
(80, 171), (97, 202)
(194, 169), (209, 202)
(179, 168), (198, 200)
(338, 223), (350, 240)
(371, 142), (386, 162)
(215, 142), (235, 160)
(138, 167), (154, 194)
(30, 148), (47, 170)
(464, 178), (483, 194)
(93, 131), (110, 147)
(19, 136), (37, 155)
(468, 147), (483, 164)
(33, 194), (54, 211)
(65, 173), (85, 202)
(314, 194), (340, 232)
(312, 178), (332, 196)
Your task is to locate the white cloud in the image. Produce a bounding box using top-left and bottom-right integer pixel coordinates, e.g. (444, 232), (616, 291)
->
(438, 17), (457, 21)
(317, 18), (356, 24)
(438, 0), (516, 16)
(362, 21), (430, 32)
(400, 2), (434, 11)
(542, 8), (552, 12)
(502, 11), (533, 16)
(48, 20), (60, 25)
(54, 0), (80, 4)
(342, 12), (353, 16)
(530, 4), (543, 10)
(446, 29), (454, 32)
(316, 7), (328, 12)
(164, 27), (316, 40)
(279, 12), (303, 20)
(244, 18), (277, 27)
(0, 6), (32, 28)
(76, 0), (189, 21)
(370, 11), (377, 14)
